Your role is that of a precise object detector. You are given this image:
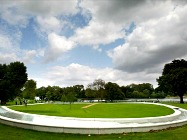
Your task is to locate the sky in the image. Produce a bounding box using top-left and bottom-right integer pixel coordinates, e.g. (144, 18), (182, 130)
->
(0, 0), (187, 88)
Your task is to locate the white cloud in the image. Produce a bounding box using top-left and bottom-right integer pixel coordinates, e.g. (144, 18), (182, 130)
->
(28, 76), (54, 88)
(0, 33), (41, 64)
(80, 0), (174, 25)
(36, 16), (63, 34)
(44, 33), (75, 62)
(0, 33), (20, 63)
(40, 63), (158, 88)
(21, 0), (78, 17)
(108, 4), (187, 73)
(1, 9), (28, 28)
(73, 0), (176, 48)
(1, 0), (187, 88)
(21, 50), (38, 64)
(0, 1), (79, 64)
(0, 0), (78, 26)
(0, 34), (14, 49)
(0, 53), (18, 64)
(0, 2), (28, 27)
(72, 20), (124, 46)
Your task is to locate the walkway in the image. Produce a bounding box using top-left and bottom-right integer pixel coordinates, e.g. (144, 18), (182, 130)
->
(0, 102), (187, 134)
(82, 103), (98, 108)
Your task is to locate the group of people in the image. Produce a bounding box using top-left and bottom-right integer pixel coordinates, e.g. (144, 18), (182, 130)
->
(15, 99), (27, 106)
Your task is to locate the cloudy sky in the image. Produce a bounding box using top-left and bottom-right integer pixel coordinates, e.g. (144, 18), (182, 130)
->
(0, 0), (187, 88)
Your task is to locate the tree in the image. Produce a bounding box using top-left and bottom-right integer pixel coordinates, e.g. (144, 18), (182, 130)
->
(36, 86), (47, 101)
(45, 86), (55, 101)
(66, 92), (77, 104)
(72, 85), (85, 98)
(0, 62), (27, 104)
(61, 94), (67, 104)
(93, 79), (106, 100)
(121, 83), (154, 98)
(52, 86), (63, 101)
(46, 91), (52, 101)
(121, 85), (133, 98)
(85, 87), (96, 99)
(105, 82), (124, 102)
(85, 79), (106, 101)
(157, 59), (187, 103)
(22, 79), (36, 99)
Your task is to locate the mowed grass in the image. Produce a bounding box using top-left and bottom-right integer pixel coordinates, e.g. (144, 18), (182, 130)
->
(9, 103), (174, 118)
(163, 102), (187, 110)
(0, 122), (187, 140)
(1, 103), (187, 140)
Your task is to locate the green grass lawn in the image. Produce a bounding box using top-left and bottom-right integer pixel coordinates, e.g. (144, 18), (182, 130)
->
(162, 102), (187, 110)
(0, 103), (187, 139)
(8, 103), (174, 118)
(0, 122), (187, 140)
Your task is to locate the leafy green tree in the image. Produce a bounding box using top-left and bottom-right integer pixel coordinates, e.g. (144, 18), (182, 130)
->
(36, 86), (47, 101)
(143, 89), (150, 98)
(85, 79), (106, 100)
(66, 92), (77, 104)
(135, 83), (154, 93)
(52, 86), (63, 101)
(85, 88), (96, 99)
(63, 86), (77, 104)
(151, 91), (165, 98)
(130, 90), (146, 98)
(105, 82), (124, 102)
(72, 85), (85, 98)
(0, 62), (27, 104)
(93, 79), (106, 100)
(157, 59), (187, 103)
(131, 91), (140, 98)
(121, 85), (133, 98)
(121, 83), (154, 98)
(45, 86), (55, 101)
(22, 79), (36, 99)
(61, 94), (67, 104)
(46, 91), (52, 101)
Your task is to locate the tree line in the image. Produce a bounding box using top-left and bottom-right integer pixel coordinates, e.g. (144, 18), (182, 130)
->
(0, 59), (187, 104)
(34, 80), (165, 103)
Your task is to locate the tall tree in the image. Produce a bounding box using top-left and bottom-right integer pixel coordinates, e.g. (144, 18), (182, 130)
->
(93, 79), (106, 100)
(36, 86), (47, 100)
(157, 59), (187, 103)
(52, 86), (63, 101)
(73, 85), (85, 98)
(0, 62), (27, 104)
(22, 79), (36, 99)
(85, 86), (96, 99)
(105, 82), (124, 102)
(85, 79), (106, 100)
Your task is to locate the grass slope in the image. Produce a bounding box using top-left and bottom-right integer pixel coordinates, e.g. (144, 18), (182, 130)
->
(9, 103), (174, 118)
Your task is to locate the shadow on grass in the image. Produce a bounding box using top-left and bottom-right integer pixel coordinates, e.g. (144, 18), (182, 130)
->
(20, 110), (58, 115)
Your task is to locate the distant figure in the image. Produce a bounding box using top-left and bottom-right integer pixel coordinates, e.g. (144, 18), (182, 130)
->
(154, 99), (160, 103)
(23, 100), (27, 106)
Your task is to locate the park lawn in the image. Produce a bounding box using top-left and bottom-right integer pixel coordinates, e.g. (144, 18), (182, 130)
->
(8, 103), (174, 118)
(1, 102), (187, 139)
(0, 122), (187, 140)
(163, 102), (187, 110)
